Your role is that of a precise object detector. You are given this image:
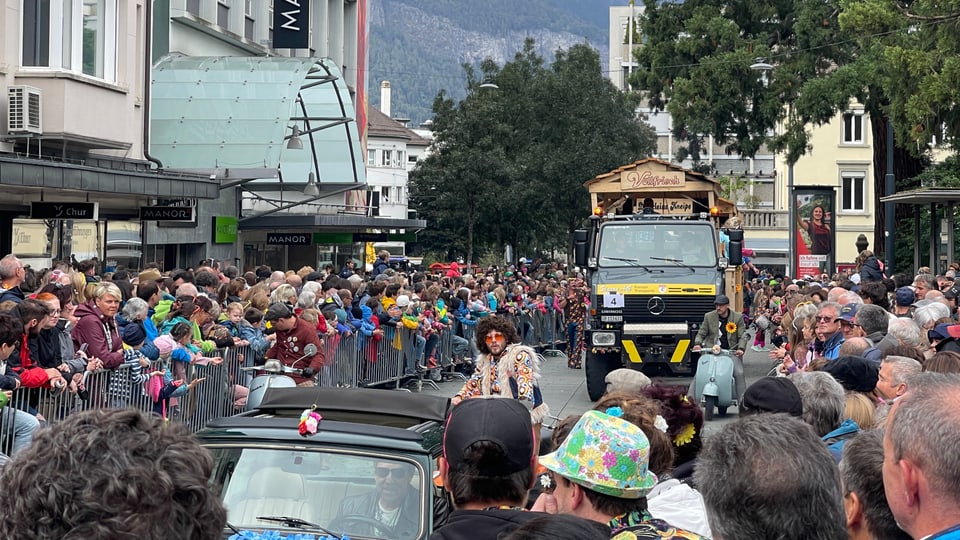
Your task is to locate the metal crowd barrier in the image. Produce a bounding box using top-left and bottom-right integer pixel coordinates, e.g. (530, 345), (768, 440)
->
(0, 309), (569, 450)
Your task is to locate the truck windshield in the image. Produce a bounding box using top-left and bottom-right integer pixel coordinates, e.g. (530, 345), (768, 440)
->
(598, 223), (718, 268)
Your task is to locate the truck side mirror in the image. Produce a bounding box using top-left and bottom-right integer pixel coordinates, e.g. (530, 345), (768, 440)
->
(726, 229), (743, 266)
(574, 229), (588, 267)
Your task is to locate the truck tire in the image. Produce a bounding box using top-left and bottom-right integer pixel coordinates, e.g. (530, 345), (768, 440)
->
(586, 354), (617, 401)
(704, 395), (717, 421)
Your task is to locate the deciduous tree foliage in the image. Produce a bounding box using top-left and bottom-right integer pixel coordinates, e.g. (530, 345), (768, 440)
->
(410, 39), (656, 264)
(628, 0), (955, 255)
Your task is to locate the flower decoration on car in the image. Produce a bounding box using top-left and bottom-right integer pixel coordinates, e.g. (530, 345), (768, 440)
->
(298, 408), (323, 437)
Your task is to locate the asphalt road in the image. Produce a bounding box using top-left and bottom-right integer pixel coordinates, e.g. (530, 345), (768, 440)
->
(422, 345), (778, 437)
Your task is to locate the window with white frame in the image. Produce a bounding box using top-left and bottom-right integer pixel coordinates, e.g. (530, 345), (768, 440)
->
(380, 150), (393, 168)
(367, 149), (376, 166)
(841, 172), (866, 212)
(394, 151), (404, 168)
(268, 0), (273, 43)
(217, 1), (230, 29)
(21, 0), (118, 83)
(842, 111), (865, 144)
(244, 0), (254, 40)
(382, 186), (392, 203)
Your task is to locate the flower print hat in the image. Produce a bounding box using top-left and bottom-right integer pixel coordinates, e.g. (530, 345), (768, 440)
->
(539, 409), (658, 499)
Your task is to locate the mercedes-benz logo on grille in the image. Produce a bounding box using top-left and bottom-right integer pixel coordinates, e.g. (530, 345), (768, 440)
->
(647, 296), (665, 315)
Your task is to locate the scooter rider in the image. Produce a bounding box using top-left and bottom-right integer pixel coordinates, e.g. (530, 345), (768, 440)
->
(691, 295), (748, 401)
(263, 302), (324, 387)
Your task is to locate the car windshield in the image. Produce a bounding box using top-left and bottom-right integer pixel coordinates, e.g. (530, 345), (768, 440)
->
(210, 446), (427, 539)
(598, 223), (718, 268)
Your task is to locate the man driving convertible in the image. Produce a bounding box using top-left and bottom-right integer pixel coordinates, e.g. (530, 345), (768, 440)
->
(332, 460), (420, 538)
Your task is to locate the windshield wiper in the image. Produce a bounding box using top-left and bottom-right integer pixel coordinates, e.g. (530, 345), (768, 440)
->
(257, 516), (340, 538)
(604, 256), (657, 273)
(649, 256), (695, 271)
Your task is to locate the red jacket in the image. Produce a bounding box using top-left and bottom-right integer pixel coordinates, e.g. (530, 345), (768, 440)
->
(266, 318), (325, 383)
(9, 333), (50, 388)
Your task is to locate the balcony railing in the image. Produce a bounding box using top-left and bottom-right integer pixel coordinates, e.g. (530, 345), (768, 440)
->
(738, 209), (789, 230)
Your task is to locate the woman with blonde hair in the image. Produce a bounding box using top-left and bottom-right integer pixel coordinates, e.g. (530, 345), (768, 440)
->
(72, 282), (124, 369)
(72, 271), (89, 303)
(844, 391), (876, 430)
(269, 284), (297, 306)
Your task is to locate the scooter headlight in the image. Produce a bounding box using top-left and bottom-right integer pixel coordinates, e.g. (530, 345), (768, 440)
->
(263, 359), (283, 372)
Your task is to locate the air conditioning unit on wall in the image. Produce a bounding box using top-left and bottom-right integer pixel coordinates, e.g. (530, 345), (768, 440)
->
(7, 85), (43, 135)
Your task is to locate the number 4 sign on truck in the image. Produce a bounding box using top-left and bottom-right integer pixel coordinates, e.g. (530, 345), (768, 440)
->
(603, 291), (625, 308)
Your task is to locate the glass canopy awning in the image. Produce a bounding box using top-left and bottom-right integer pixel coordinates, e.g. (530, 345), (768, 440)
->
(150, 55), (364, 193)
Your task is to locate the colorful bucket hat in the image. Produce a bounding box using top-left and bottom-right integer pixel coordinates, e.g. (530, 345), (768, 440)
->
(539, 410), (658, 499)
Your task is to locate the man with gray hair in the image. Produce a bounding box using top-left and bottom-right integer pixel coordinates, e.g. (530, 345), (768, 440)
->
(913, 302), (950, 331)
(857, 304), (890, 347)
(881, 318), (926, 358)
(883, 373), (960, 539)
(0, 254), (26, 304)
(817, 302), (845, 360)
(912, 273), (937, 299)
(789, 371), (857, 460)
(839, 430), (911, 540)
(695, 414), (847, 540)
(875, 355), (923, 403)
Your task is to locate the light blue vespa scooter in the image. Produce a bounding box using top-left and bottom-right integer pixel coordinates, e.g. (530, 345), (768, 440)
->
(691, 345), (736, 421)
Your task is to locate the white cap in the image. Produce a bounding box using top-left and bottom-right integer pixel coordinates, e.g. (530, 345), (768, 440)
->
(396, 294), (411, 308)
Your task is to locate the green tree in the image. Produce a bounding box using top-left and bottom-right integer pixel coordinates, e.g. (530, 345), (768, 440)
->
(628, 0), (931, 255)
(409, 39), (656, 265)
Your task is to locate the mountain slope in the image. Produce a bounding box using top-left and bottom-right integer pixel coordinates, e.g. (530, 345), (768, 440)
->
(368, 0), (621, 124)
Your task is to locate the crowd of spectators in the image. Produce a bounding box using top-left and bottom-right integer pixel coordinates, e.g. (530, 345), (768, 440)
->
(0, 252), (577, 460)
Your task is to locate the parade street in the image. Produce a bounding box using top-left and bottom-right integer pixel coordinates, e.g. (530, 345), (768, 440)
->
(424, 345), (776, 437)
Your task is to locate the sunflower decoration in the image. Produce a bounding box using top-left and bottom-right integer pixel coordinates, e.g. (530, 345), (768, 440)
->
(725, 321), (738, 334)
(674, 423), (697, 446)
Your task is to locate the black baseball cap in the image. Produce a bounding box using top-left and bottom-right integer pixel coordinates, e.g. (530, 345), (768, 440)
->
(443, 398), (534, 476)
(264, 302), (295, 322)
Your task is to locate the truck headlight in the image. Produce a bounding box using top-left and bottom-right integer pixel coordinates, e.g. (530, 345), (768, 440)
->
(592, 332), (616, 346)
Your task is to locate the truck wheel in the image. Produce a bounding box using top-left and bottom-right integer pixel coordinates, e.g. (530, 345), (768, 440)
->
(585, 354), (617, 401)
(704, 395), (717, 421)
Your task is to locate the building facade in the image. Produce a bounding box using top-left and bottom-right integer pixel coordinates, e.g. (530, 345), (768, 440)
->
(0, 0), (218, 271)
(0, 0), (424, 272)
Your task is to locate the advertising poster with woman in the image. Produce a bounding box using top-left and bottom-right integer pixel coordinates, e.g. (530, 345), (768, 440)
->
(795, 188), (835, 278)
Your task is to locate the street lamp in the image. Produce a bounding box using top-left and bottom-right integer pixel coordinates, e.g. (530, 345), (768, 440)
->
(303, 171), (320, 197)
(750, 58), (795, 277)
(286, 125), (304, 150)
